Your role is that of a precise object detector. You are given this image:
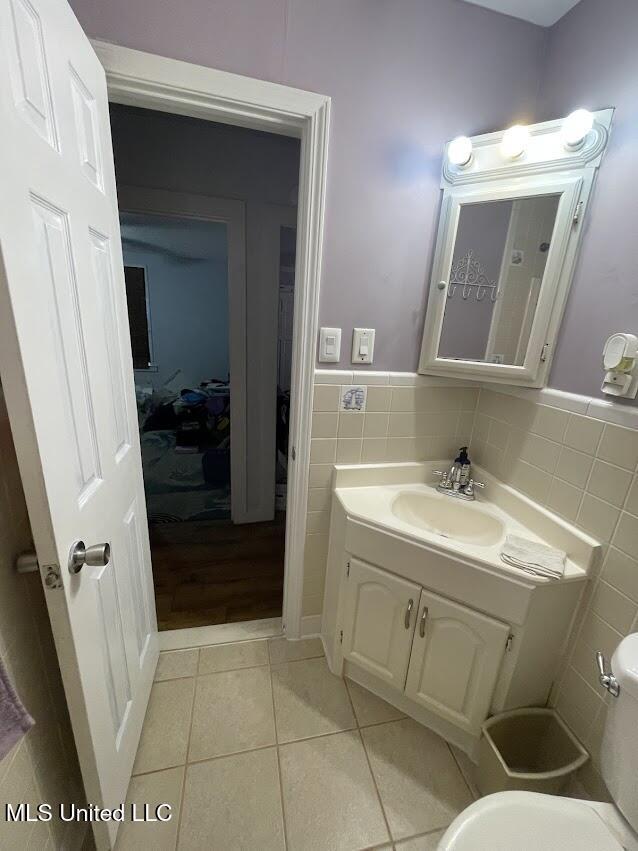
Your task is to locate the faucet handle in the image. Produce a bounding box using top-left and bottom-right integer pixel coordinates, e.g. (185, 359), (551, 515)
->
(470, 479), (485, 489)
(433, 470), (450, 489)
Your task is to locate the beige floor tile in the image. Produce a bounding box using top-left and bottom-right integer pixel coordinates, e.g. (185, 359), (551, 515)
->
(198, 639), (269, 674)
(449, 745), (480, 799)
(346, 679), (405, 727)
(155, 649), (199, 682)
(179, 748), (284, 850)
(268, 636), (324, 664)
(395, 828), (447, 849)
(115, 766), (183, 851)
(271, 657), (355, 743)
(188, 666), (275, 761)
(361, 719), (472, 840)
(133, 679), (195, 775)
(279, 730), (389, 851)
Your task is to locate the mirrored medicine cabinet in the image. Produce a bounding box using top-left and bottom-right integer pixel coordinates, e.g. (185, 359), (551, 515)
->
(419, 109), (613, 388)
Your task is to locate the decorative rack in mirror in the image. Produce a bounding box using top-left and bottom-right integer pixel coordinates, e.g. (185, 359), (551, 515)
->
(419, 109), (613, 388)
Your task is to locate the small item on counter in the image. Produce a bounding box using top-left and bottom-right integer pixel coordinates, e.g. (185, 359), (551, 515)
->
(500, 534), (566, 580)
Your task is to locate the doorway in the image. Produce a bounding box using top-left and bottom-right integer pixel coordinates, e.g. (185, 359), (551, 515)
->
(110, 104), (301, 633)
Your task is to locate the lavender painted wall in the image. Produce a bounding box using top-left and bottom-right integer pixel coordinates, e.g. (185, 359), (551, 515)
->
(540, 0), (638, 402)
(69, 0), (546, 372)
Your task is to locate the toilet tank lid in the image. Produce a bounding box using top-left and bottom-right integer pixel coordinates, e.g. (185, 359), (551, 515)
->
(612, 633), (638, 699)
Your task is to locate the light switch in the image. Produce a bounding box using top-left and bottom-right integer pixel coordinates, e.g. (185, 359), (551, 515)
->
(319, 327), (341, 363)
(352, 328), (375, 364)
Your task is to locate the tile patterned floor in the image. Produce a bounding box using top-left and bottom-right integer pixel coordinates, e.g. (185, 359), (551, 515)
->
(116, 637), (475, 850)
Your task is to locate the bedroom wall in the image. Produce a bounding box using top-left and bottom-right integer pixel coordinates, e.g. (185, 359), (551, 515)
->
(121, 213), (230, 390)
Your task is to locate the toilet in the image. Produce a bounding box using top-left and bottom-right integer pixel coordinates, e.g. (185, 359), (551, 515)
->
(438, 633), (638, 851)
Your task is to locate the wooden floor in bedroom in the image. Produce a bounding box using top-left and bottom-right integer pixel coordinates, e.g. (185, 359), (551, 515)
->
(149, 515), (286, 631)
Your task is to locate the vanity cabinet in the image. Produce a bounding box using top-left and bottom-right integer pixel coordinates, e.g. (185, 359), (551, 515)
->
(341, 558), (510, 736)
(341, 559), (420, 689)
(404, 589), (509, 735)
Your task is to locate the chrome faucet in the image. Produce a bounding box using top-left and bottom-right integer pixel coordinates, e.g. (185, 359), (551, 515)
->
(434, 446), (485, 501)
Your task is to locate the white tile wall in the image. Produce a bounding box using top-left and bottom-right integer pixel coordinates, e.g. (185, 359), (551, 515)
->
(469, 388), (638, 781)
(303, 374), (479, 617)
(0, 392), (86, 849)
(305, 374), (638, 792)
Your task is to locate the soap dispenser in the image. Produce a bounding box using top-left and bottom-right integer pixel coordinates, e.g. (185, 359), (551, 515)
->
(449, 446), (471, 489)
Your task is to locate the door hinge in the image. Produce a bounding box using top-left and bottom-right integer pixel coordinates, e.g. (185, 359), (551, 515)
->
(346, 561), (350, 577)
(540, 343), (550, 362)
(339, 630), (343, 644)
(505, 634), (514, 652)
(573, 200), (583, 225)
(291, 446), (296, 461)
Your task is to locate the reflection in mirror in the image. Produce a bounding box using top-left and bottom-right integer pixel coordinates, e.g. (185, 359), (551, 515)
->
(438, 195), (560, 365)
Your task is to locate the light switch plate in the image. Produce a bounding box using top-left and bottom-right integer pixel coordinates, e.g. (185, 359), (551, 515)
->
(352, 328), (375, 364)
(318, 327), (341, 363)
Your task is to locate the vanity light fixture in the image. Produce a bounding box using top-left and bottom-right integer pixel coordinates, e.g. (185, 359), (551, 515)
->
(500, 125), (529, 160)
(448, 136), (473, 167)
(561, 109), (594, 149)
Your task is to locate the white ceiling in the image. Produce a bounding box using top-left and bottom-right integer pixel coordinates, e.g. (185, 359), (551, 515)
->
(462, 0), (582, 27)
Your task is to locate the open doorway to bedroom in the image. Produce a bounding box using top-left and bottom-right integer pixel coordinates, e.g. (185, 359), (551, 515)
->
(110, 103), (301, 632)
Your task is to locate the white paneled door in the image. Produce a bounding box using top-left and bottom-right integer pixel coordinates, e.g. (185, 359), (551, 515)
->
(0, 0), (157, 847)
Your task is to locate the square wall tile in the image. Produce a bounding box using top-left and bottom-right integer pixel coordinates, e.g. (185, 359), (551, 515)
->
(577, 494), (620, 543)
(555, 447), (593, 489)
(590, 581), (637, 634)
(603, 547), (638, 602)
(563, 414), (604, 455)
(546, 477), (582, 522)
(311, 412), (338, 438)
(366, 386), (392, 412)
(613, 512), (638, 560)
(337, 413), (364, 438)
(363, 412), (389, 438)
(313, 384), (340, 412)
(598, 424), (638, 470)
(362, 438), (388, 462)
(310, 438), (336, 464)
(587, 461), (632, 508)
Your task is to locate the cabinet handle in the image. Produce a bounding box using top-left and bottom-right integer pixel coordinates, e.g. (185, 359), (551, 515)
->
(419, 606), (429, 638)
(404, 598), (414, 629)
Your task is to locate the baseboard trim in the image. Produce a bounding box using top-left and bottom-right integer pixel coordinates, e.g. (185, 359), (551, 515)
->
(299, 614), (322, 637)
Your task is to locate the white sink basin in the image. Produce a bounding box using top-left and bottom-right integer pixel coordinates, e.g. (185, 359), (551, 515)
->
(391, 490), (505, 547)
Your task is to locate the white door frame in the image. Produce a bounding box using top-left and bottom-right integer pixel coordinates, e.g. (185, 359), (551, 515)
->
(117, 184), (250, 524)
(95, 40), (330, 638)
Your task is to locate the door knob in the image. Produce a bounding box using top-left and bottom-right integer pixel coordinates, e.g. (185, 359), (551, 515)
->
(68, 540), (110, 574)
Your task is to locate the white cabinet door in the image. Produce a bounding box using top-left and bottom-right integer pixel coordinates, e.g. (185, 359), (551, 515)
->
(342, 558), (420, 689)
(0, 2), (157, 846)
(405, 589), (509, 734)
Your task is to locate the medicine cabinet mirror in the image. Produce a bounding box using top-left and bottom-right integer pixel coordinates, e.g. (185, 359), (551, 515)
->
(419, 110), (613, 387)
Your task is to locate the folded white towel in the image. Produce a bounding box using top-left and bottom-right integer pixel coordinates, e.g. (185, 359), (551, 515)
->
(500, 534), (566, 580)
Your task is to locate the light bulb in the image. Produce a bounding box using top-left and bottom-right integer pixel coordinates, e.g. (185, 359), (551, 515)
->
(448, 136), (473, 167)
(562, 109), (594, 149)
(500, 125), (529, 159)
